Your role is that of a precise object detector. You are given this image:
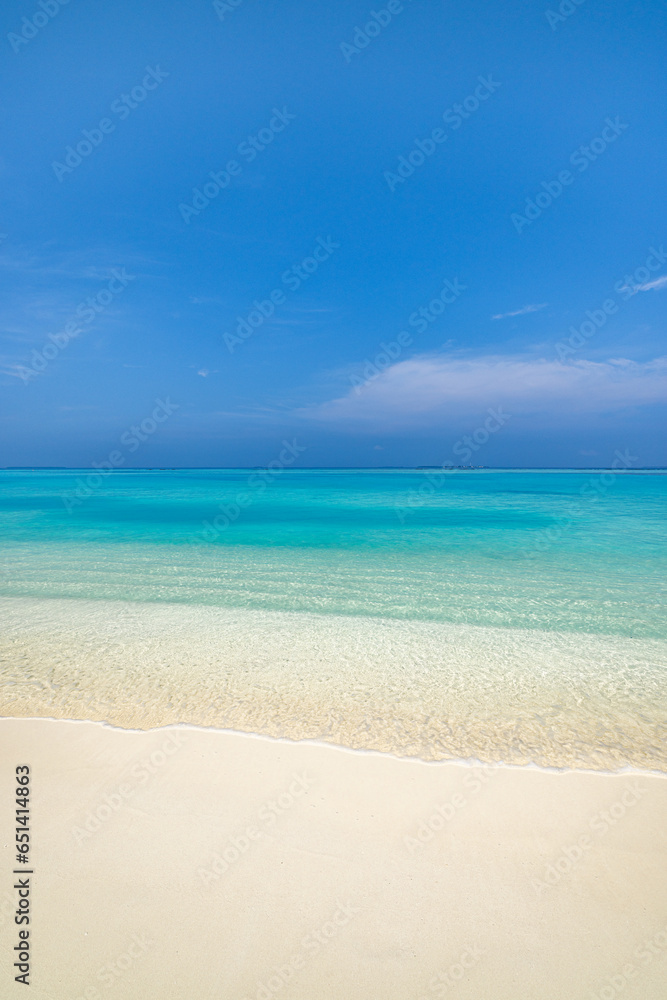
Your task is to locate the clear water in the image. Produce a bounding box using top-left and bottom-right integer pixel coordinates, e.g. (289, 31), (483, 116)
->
(1, 468), (665, 636)
(1, 469), (666, 768)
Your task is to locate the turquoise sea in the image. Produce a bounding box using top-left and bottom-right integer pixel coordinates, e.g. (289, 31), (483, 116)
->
(1, 469), (666, 768)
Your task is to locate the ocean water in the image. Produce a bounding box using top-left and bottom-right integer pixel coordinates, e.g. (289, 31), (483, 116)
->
(1, 469), (666, 768)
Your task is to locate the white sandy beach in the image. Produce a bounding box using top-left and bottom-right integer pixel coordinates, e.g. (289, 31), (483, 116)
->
(1, 717), (666, 999)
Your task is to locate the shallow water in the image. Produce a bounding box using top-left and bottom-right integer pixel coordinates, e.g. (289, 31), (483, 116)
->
(1, 469), (666, 768)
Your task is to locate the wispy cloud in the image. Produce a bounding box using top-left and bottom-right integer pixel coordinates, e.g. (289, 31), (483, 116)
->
(298, 352), (667, 428)
(0, 246), (160, 281)
(635, 274), (667, 292)
(492, 303), (548, 320)
(616, 273), (667, 296)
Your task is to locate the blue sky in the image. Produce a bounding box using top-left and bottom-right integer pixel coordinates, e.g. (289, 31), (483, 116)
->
(1, 0), (666, 468)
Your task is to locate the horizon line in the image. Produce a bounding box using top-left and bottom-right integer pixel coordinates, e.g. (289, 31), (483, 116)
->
(2, 467), (667, 473)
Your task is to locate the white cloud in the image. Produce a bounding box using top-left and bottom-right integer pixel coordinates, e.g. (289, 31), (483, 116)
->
(636, 274), (667, 292)
(616, 274), (667, 296)
(491, 303), (548, 320)
(298, 353), (667, 428)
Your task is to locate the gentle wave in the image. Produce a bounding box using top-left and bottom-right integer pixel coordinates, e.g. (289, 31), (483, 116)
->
(2, 596), (666, 771)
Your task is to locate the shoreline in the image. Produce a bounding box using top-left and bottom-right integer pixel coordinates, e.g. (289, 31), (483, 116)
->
(3, 595), (666, 772)
(5, 713), (667, 777)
